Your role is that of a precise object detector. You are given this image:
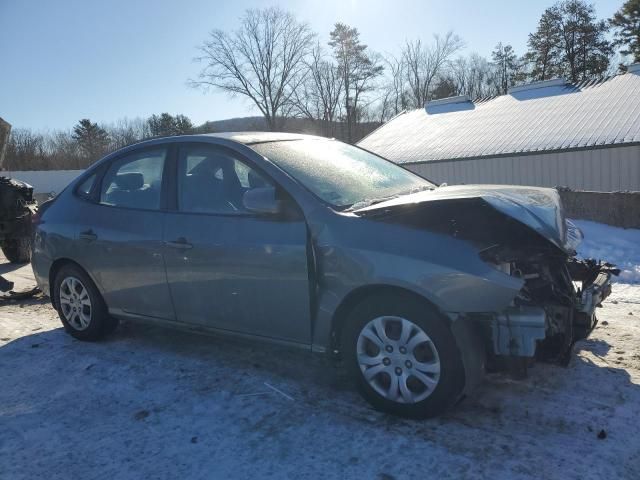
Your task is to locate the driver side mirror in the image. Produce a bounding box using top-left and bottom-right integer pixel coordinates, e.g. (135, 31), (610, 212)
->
(243, 186), (282, 215)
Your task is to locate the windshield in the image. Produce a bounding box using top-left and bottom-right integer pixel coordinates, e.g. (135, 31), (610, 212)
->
(250, 139), (435, 209)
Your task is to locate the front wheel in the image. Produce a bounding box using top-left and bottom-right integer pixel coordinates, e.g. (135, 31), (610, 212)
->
(53, 264), (118, 341)
(342, 294), (465, 418)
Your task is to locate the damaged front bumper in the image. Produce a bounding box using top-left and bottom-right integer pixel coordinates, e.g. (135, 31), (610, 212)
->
(490, 259), (617, 362)
(571, 262), (616, 340)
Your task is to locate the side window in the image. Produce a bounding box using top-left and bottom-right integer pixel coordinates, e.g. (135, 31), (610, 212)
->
(99, 148), (166, 210)
(178, 145), (271, 214)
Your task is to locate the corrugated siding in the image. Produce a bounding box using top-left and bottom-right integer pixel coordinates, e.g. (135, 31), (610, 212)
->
(359, 72), (640, 164)
(406, 145), (640, 191)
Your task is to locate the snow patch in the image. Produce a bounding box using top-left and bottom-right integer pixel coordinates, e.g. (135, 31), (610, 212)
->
(572, 219), (640, 284)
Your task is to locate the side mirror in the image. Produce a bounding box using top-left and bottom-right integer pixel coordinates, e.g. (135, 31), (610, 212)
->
(243, 186), (282, 215)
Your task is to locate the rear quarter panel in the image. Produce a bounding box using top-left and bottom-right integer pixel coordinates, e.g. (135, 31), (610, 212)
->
(31, 190), (84, 297)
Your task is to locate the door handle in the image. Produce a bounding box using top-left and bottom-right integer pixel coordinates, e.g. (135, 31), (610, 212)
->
(80, 229), (97, 242)
(164, 238), (193, 250)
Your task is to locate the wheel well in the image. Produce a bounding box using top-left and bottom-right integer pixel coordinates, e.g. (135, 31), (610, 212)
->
(48, 258), (88, 306)
(330, 285), (443, 352)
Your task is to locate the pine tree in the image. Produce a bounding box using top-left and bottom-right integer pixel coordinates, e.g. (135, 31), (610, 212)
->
(173, 115), (193, 135)
(329, 23), (383, 143)
(556, 0), (612, 81)
(491, 43), (520, 93)
(72, 119), (109, 164)
(431, 76), (458, 100)
(147, 113), (193, 137)
(526, 1), (612, 82)
(525, 7), (562, 81)
(610, 0), (640, 62)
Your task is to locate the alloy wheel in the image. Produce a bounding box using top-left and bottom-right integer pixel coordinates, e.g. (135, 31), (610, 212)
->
(59, 276), (92, 331)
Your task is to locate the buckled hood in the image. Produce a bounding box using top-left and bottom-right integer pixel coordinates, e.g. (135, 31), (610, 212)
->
(354, 184), (574, 252)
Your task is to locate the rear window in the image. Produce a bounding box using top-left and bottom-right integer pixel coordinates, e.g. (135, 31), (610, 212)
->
(99, 148), (166, 210)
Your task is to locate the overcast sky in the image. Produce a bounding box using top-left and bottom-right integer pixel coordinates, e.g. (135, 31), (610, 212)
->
(0, 0), (622, 131)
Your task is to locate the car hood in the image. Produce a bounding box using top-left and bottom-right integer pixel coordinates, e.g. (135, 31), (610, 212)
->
(354, 184), (572, 252)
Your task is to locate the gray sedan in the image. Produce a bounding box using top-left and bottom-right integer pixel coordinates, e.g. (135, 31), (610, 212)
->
(31, 133), (615, 418)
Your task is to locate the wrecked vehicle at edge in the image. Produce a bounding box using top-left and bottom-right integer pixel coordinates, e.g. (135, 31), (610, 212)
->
(31, 133), (617, 418)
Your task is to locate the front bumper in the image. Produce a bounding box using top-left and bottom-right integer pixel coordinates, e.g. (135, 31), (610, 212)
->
(491, 263), (614, 359)
(573, 270), (613, 340)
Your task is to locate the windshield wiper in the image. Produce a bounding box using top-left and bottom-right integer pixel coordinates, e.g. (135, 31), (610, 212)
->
(345, 195), (399, 212)
(345, 185), (434, 212)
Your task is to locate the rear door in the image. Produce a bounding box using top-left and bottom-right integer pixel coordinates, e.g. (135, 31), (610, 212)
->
(162, 143), (312, 344)
(73, 146), (175, 320)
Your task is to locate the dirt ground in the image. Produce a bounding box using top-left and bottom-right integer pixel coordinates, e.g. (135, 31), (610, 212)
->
(1, 256), (639, 480)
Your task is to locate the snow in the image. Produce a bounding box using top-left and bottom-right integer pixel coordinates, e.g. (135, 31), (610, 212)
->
(572, 219), (640, 284)
(1, 221), (639, 479)
(2, 287), (639, 479)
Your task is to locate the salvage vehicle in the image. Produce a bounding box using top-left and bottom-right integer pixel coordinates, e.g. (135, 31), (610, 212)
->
(31, 133), (616, 418)
(0, 117), (38, 266)
(0, 176), (37, 264)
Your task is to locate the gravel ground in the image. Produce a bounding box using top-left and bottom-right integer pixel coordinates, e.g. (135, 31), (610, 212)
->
(1, 263), (639, 479)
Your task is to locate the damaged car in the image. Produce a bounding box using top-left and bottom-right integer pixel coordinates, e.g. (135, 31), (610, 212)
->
(31, 133), (616, 418)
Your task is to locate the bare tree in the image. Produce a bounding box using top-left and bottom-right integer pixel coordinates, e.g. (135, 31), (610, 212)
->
(382, 54), (409, 117)
(193, 8), (315, 130)
(292, 44), (343, 136)
(450, 54), (498, 99)
(105, 118), (151, 150)
(402, 32), (465, 108)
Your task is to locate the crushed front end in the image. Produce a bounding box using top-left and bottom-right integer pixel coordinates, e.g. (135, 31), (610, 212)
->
(352, 184), (619, 372)
(481, 221), (618, 366)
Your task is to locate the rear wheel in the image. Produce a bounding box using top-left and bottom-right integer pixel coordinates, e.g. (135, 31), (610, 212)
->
(1, 237), (32, 263)
(342, 294), (464, 418)
(53, 264), (118, 340)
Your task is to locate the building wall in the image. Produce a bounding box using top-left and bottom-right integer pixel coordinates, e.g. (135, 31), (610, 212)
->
(2, 170), (84, 195)
(405, 145), (640, 192)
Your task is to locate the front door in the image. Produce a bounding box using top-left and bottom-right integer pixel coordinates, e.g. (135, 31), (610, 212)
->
(163, 143), (311, 344)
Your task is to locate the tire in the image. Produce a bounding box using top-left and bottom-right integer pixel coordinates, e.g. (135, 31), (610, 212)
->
(53, 264), (119, 341)
(342, 293), (465, 418)
(2, 237), (32, 263)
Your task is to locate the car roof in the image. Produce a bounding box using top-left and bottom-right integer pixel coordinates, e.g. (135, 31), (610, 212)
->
(93, 132), (329, 167)
(202, 132), (320, 145)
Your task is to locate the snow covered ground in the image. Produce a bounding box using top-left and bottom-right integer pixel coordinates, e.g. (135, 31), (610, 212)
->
(1, 221), (639, 480)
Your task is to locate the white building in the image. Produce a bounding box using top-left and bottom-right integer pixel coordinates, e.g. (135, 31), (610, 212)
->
(359, 65), (640, 192)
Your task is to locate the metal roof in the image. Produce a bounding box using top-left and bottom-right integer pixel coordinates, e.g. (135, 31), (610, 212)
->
(359, 69), (640, 164)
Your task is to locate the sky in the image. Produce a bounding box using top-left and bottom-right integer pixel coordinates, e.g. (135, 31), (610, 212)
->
(0, 0), (623, 131)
